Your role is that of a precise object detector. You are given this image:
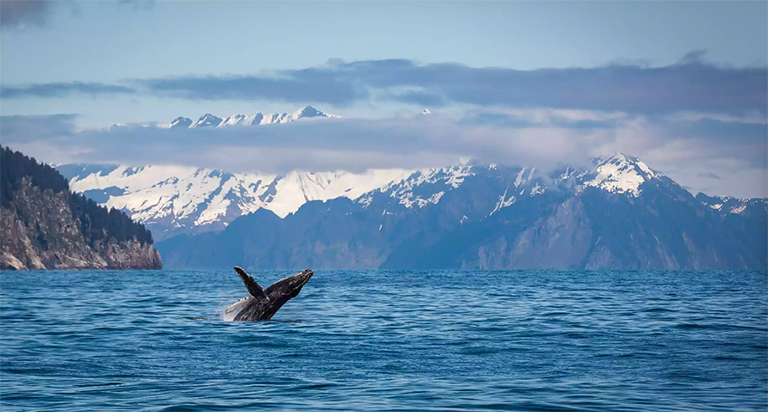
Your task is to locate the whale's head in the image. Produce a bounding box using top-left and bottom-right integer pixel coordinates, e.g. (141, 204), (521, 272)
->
(251, 269), (313, 320)
(268, 269), (313, 300)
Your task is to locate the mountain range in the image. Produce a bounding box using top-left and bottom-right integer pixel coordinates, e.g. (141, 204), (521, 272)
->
(57, 130), (767, 270)
(168, 105), (338, 129)
(57, 163), (417, 241)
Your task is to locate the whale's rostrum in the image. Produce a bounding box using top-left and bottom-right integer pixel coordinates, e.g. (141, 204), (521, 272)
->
(224, 267), (313, 321)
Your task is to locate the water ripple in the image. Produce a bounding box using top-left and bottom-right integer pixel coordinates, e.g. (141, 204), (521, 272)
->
(1, 269), (766, 411)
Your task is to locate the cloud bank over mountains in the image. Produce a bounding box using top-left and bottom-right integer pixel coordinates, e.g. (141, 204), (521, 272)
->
(2, 103), (765, 198)
(3, 56), (766, 115)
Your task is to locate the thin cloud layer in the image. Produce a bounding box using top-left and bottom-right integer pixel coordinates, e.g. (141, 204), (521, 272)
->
(142, 75), (364, 106)
(0, 113), (77, 139)
(2, 111), (765, 197)
(3, 56), (766, 115)
(0, 82), (136, 98)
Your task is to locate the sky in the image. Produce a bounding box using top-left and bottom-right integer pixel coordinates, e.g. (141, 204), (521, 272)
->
(1, 1), (767, 197)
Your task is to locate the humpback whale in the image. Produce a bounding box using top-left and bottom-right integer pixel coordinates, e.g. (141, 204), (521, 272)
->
(223, 267), (313, 322)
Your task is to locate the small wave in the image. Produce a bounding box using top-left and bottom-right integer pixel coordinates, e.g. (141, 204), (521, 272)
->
(675, 323), (767, 331)
(643, 307), (675, 313)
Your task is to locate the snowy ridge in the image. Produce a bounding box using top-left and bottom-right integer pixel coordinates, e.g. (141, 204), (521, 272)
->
(164, 106), (339, 129)
(697, 195), (768, 215)
(383, 164), (473, 208)
(514, 167), (536, 188)
(192, 113), (223, 128)
(489, 187), (516, 216)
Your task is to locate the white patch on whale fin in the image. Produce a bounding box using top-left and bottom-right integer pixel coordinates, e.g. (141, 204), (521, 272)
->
(222, 296), (253, 321)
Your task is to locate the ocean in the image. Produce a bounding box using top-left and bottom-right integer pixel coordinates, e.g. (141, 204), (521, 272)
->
(1, 269), (766, 411)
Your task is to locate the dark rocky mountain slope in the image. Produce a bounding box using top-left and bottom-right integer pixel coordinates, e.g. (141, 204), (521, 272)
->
(1, 147), (162, 270)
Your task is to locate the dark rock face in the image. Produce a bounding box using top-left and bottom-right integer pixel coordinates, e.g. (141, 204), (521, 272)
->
(157, 159), (767, 270)
(1, 178), (162, 270)
(448, 184), (765, 270)
(1, 147), (162, 270)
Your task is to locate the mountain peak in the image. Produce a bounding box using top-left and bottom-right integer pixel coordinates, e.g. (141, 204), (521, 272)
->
(583, 153), (659, 197)
(295, 105), (320, 117)
(285, 105), (341, 121)
(192, 113), (223, 128)
(170, 116), (192, 129)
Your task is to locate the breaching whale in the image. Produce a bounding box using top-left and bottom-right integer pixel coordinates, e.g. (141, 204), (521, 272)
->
(223, 267), (313, 322)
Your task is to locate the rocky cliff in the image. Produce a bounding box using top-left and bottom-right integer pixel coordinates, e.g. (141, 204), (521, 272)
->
(1, 147), (162, 270)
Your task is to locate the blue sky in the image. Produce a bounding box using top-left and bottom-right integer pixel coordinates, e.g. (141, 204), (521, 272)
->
(1, 1), (767, 197)
(3, 1), (766, 124)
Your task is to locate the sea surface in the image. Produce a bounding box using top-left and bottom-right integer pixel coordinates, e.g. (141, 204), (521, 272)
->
(1, 269), (766, 411)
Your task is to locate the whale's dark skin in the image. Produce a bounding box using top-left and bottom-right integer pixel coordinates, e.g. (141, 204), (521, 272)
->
(225, 267), (313, 322)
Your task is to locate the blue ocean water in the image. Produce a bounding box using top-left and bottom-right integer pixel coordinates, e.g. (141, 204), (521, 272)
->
(1, 270), (766, 411)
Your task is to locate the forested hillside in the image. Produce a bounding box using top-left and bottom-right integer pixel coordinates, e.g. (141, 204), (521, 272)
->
(1, 146), (161, 270)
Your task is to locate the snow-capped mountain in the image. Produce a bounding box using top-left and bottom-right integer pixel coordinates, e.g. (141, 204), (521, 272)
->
(58, 153), (766, 269)
(57, 164), (416, 240)
(59, 154), (666, 241)
(166, 106), (338, 129)
(149, 154), (765, 270)
(56, 159), (548, 242)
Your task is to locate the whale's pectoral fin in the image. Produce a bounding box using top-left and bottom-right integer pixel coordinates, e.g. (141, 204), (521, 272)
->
(234, 266), (267, 299)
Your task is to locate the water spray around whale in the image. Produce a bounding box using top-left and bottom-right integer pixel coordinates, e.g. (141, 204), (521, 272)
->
(223, 267), (313, 321)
